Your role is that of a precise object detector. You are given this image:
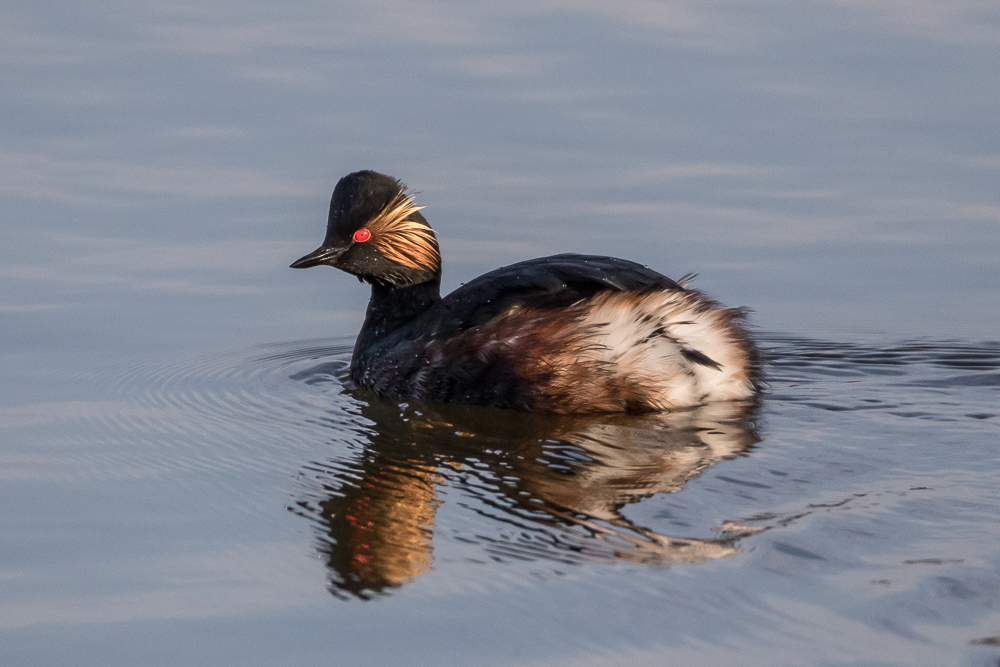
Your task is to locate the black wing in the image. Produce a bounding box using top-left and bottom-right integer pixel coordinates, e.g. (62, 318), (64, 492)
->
(436, 253), (681, 331)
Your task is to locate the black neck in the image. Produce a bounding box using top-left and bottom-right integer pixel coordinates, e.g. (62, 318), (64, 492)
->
(357, 277), (442, 348)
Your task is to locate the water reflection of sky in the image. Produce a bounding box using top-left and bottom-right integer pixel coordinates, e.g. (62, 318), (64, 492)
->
(3, 0), (998, 364)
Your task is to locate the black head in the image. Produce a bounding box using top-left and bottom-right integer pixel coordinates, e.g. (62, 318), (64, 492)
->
(290, 170), (441, 288)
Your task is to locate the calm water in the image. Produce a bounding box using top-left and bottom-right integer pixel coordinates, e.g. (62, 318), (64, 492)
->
(2, 1), (999, 665)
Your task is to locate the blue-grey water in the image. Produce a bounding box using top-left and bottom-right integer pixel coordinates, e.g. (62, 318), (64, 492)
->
(2, 1), (999, 665)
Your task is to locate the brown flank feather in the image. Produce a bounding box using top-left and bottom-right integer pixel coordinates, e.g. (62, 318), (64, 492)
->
(367, 192), (441, 273)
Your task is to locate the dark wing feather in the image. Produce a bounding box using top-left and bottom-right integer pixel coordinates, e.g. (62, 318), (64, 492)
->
(436, 254), (681, 332)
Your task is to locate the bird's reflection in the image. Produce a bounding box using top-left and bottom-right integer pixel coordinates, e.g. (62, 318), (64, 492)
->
(292, 394), (761, 600)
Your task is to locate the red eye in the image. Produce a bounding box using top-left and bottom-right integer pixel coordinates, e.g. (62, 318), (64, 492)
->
(353, 229), (371, 243)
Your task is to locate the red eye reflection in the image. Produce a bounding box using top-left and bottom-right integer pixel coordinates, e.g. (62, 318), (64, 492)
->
(353, 229), (372, 243)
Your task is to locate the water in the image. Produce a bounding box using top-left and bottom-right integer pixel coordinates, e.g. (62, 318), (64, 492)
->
(3, 337), (998, 664)
(2, 1), (999, 665)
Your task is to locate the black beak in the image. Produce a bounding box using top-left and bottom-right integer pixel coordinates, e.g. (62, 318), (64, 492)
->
(290, 245), (345, 269)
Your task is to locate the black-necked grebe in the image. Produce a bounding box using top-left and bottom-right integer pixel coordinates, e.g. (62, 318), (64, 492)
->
(291, 170), (760, 413)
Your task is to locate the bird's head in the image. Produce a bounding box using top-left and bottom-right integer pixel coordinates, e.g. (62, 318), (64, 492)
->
(291, 170), (440, 288)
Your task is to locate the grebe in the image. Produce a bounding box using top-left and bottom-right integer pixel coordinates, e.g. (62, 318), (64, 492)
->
(291, 170), (760, 413)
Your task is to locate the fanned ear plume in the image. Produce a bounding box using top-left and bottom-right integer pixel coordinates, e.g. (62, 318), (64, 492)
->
(367, 191), (441, 274)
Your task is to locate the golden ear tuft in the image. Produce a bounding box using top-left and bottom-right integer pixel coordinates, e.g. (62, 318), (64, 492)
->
(367, 191), (441, 273)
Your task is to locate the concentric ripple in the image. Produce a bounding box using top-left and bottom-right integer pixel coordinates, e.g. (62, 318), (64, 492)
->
(111, 338), (358, 437)
(8, 339), (362, 488)
(30, 334), (997, 600)
(74, 333), (997, 481)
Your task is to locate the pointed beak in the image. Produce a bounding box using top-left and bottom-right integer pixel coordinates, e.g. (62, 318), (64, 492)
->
(290, 245), (345, 269)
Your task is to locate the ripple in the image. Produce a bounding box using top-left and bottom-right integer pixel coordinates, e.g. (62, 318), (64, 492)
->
(5, 339), (360, 486)
(761, 335), (1000, 424)
(27, 334), (997, 598)
(70, 334), (996, 483)
(763, 335), (1000, 381)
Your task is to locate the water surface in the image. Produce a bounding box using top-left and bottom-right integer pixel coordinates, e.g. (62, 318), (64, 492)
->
(2, 0), (999, 665)
(4, 336), (999, 665)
